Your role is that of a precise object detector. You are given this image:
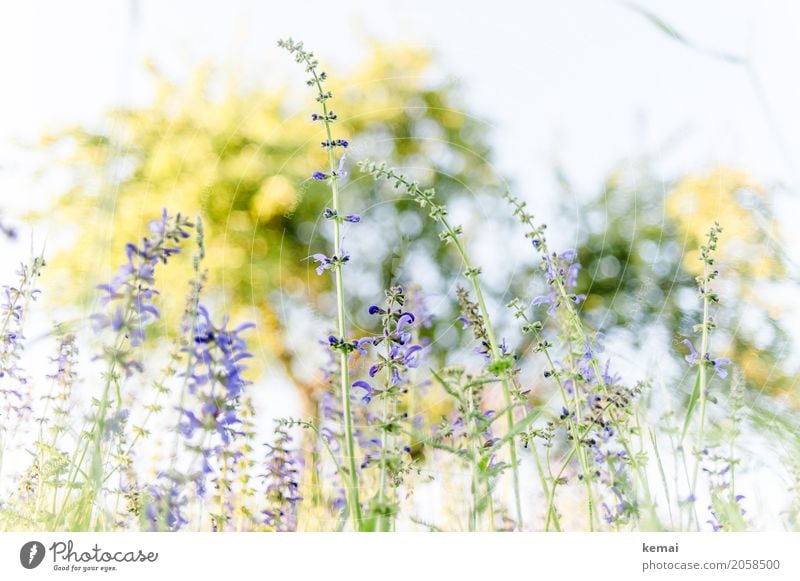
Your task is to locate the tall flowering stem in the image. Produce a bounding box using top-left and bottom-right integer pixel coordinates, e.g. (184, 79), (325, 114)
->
(505, 192), (652, 530)
(279, 39), (362, 528)
(507, 297), (592, 530)
(359, 161), (524, 529)
(34, 330), (78, 516)
(359, 286), (421, 531)
(684, 223), (726, 500)
(57, 210), (191, 528)
(137, 216), (206, 451)
(0, 255), (44, 482)
(144, 302), (253, 532)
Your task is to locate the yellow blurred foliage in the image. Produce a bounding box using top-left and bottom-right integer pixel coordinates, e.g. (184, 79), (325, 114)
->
(666, 167), (782, 279)
(34, 43), (495, 416)
(667, 167), (791, 395)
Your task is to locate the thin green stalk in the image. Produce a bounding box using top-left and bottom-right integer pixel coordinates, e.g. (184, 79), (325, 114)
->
(511, 305), (596, 530)
(280, 38), (362, 530)
(691, 274), (711, 494)
(466, 384), (481, 531)
(55, 332), (127, 527)
(564, 339), (596, 531)
(284, 418), (348, 526)
(541, 393), (627, 530)
(324, 97), (362, 532)
(531, 439), (560, 531)
(459, 260), (523, 529)
(687, 223), (723, 524)
(649, 428), (674, 529)
(376, 336), (395, 532)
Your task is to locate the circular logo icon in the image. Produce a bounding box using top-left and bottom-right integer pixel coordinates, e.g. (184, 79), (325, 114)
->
(20, 541), (46, 569)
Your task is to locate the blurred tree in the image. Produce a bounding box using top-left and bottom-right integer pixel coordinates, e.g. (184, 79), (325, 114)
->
(573, 162), (794, 399)
(35, 44), (505, 415)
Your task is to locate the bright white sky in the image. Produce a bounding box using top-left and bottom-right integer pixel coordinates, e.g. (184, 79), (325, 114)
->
(3, 0), (800, 246)
(2, 1), (800, 187)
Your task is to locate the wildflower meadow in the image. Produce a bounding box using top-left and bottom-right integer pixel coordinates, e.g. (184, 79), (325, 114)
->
(1, 25), (800, 539)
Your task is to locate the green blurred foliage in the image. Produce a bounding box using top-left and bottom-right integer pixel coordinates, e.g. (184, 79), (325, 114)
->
(573, 162), (794, 399)
(36, 44), (503, 411)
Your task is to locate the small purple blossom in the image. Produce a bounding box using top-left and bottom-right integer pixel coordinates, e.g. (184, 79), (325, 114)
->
(682, 339), (699, 364)
(682, 340), (730, 378)
(334, 154), (348, 179)
(309, 252), (349, 276)
(711, 357), (731, 379)
(352, 380), (374, 404)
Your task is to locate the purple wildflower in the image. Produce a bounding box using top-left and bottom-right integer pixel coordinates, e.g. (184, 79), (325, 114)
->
(711, 357), (731, 379)
(178, 304), (254, 495)
(322, 208), (359, 223)
(309, 252), (349, 276)
(145, 475), (190, 531)
(0, 255), (44, 428)
(352, 380), (374, 404)
(682, 339), (699, 364)
(363, 289), (423, 390)
(91, 210), (192, 375)
(682, 340), (730, 378)
(334, 154), (348, 179)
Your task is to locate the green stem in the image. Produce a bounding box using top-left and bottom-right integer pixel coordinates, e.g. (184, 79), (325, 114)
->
(445, 221), (524, 530)
(376, 396), (390, 530)
(311, 68), (361, 530)
(531, 440), (560, 531)
(467, 385), (481, 531)
(376, 337), (394, 532)
(523, 318), (595, 530)
(292, 419), (348, 527)
(691, 259), (711, 504)
(552, 274), (650, 521)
